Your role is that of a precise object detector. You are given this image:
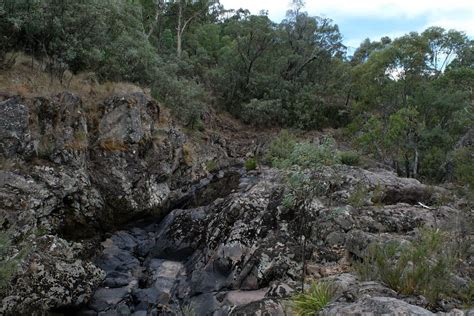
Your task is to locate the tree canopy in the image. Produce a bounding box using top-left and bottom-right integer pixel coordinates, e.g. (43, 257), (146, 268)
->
(0, 0), (472, 186)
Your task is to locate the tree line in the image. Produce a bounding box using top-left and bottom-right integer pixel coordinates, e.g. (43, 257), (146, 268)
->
(0, 0), (472, 186)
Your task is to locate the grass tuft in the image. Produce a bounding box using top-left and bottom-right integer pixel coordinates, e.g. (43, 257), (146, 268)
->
(290, 281), (336, 316)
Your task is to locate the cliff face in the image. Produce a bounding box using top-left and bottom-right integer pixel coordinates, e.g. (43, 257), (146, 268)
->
(0, 91), (237, 313)
(0, 92), (473, 315)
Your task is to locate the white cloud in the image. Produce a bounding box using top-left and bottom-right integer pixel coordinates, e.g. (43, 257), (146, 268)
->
(304, 0), (473, 19)
(220, 0), (474, 36)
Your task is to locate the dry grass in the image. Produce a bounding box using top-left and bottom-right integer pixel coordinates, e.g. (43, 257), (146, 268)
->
(99, 138), (128, 152)
(182, 142), (194, 166)
(0, 52), (145, 106)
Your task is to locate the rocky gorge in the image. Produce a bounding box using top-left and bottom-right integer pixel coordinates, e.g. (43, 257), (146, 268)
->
(0, 92), (473, 315)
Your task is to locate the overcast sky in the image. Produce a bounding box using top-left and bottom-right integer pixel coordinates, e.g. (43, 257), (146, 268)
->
(219, 0), (474, 52)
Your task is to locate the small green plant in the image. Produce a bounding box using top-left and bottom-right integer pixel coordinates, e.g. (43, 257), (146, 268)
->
(281, 193), (296, 209)
(347, 184), (369, 208)
(37, 134), (55, 158)
(180, 303), (196, 316)
(452, 147), (474, 192)
(74, 130), (87, 143)
(339, 151), (360, 166)
(0, 231), (22, 294)
(371, 184), (385, 206)
(352, 229), (457, 306)
(265, 130), (297, 164)
(205, 159), (219, 172)
(266, 132), (339, 170)
(460, 281), (474, 307)
(244, 158), (257, 171)
(290, 281), (336, 315)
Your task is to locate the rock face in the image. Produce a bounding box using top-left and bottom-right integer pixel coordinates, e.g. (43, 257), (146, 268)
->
(1, 92), (472, 315)
(1, 235), (104, 314)
(0, 92), (234, 314)
(75, 168), (472, 315)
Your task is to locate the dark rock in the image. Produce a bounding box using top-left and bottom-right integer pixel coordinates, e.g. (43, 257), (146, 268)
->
(89, 287), (130, 312)
(321, 297), (435, 315)
(0, 97), (31, 158)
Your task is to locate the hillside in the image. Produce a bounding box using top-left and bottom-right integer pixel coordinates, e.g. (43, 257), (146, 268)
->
(0, 58), (473, 315)
(1, 1), (473, 315)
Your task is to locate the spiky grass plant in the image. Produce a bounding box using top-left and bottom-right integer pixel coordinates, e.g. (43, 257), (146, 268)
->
(290, 281), (336, 316)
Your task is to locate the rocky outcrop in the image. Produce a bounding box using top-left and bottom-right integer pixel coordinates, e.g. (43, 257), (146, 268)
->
(0, 92), (236, 314)
(73, 168), (472, 315)
(1, 92), (472, 315)
(0, 235), (104, 315)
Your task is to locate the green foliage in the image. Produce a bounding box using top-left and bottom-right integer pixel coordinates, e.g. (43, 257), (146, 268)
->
(353, 229), (459, 306)
(452, 147), (474, 191)
(290, 281), (336, 316)
(205, 159), (218, 172)
(266, 132), (339, 170)
(347, 184), (369, 208)
(350, 27), (472, 183)
(265, 130), (297, 164)
(0, 231), (20, 294)
(244, 158), (257, 171)
(370, 184), (385, 206)
(339, 151), (360, 166)
(151, 67), (207, 128)
(240, 99), (287, 127)
(1, 0), (472, 187)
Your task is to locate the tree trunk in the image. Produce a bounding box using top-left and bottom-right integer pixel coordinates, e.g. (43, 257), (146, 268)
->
(301, 235), (306, 292)
(413, 146), (419, 178)
(404, 153), (410, 178)
(177, 0), (183, 58)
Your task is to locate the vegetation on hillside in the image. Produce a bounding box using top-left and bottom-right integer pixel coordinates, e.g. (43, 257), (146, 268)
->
(353, 229), (473, 307)
(0, 0), (472, 188)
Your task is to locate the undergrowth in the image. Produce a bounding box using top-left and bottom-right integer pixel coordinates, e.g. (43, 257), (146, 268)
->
(290, 281), (336, 315)
(353, 229), (472, 306)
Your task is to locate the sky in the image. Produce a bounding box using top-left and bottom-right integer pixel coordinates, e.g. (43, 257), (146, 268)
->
(219, 0), (474, 53)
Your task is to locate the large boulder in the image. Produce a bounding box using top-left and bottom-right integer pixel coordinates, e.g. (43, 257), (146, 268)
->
(1, 235), (104, 315)
(321, 297), (435, 315)
(0, 96), (32, 158)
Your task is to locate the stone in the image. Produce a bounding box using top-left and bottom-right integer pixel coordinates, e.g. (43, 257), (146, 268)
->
(321, 297), (435, 315)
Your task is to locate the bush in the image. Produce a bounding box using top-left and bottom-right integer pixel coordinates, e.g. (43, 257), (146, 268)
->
(266, 132), (339, 169)
(240, 99), (287, 127)
(205, 160), (219, 172)
(151, 63), (207, 128)
(347, 184), (369, 208)
(265, 130), (297, 164)
(353, 229), (458, 306)
(290, 281), (336, 315)
(244, 158), (257, 171)
(339, 151), (360, 166)
(0, 231), (20, 294)
(452, 147), (474, 191)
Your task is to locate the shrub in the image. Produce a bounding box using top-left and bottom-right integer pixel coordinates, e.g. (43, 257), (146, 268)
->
(205, 159), (218, 172)
(353, 229), (457, 306)
(244, 158), (257, 171)
(339, 151), (360, 166)
(370, 184), (385, 206)
(37, 135), (55, 159)
(240, 99), (287, 127)
(0, 231), (20, 294)
(151, 72), (207, 129)
(347, 184), (369, 208)
(290, 281), (336, 315)
(452, 147), (474, 191)
(266, 132), (339, 170)
(265, 130), (297, 164)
